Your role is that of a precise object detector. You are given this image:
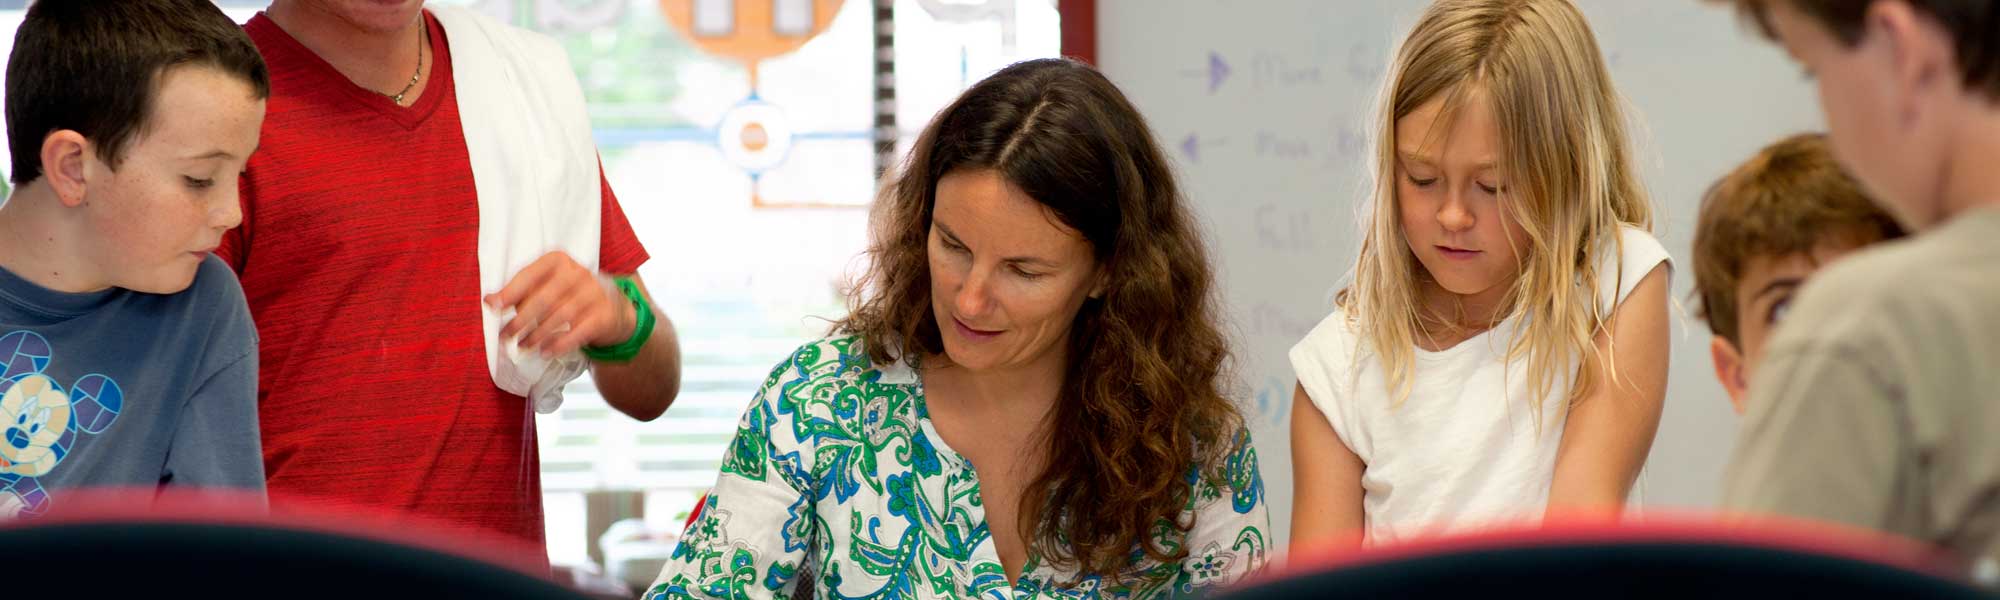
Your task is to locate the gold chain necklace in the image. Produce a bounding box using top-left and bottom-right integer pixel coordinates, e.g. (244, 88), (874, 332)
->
(381, 23), (427, 105)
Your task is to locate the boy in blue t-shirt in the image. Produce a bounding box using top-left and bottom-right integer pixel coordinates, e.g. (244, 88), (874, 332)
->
(0, 0), (269, 516)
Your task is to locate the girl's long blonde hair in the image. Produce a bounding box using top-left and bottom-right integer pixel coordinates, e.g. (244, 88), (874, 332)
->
(1340, 0), (1651, 413)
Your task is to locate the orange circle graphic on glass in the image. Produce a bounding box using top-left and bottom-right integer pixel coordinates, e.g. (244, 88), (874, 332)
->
(659, 0), (847, 64)
(740, 122), (770, 151)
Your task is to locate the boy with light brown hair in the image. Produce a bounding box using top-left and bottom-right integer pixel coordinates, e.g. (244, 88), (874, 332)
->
(1690, 133), (1903, 415)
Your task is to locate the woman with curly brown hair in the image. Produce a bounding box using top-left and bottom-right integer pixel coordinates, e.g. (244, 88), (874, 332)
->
(645, 58), (1269, 599)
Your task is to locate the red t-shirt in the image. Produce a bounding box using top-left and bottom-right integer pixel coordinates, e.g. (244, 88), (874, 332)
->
(222, 12), (649, 556)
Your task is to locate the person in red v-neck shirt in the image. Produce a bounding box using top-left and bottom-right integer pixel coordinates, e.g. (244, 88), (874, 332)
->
(217, 0), (682, 561)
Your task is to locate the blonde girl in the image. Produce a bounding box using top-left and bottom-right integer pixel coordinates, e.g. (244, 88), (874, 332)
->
(1289, 0), (1672, 549)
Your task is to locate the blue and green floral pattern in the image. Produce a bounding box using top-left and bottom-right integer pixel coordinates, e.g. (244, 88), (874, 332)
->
(646, 336), (1269, 599)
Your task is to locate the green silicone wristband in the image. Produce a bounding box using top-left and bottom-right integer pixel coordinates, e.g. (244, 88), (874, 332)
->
(581, 276), (653, 363)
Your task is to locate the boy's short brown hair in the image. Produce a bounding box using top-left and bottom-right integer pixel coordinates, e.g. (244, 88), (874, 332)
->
(1692, 133), (1905, 345)
(1715, 0), (2000, 99)
(5, 0), (269, 185)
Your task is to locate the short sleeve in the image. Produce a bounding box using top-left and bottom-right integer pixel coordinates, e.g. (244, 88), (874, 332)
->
(1289, 310), (1366, 458)
(645, 346), (820, 599)
(597, 156), (650, 275)
(1596, 226), (1673, 314)
(162, 257), (265, 502)
(1177, 428), (1271, 592)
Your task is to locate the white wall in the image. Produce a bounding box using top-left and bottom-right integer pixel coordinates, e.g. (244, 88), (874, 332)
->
(1098, 0), (1823, 547)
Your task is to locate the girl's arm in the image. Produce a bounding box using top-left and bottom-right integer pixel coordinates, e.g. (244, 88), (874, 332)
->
(1291, 383), (1367, 551)
(1547, 263), (1671, 515)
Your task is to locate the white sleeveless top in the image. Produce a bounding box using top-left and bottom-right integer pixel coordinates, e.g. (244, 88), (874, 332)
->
(1289, 226), (1670, 545)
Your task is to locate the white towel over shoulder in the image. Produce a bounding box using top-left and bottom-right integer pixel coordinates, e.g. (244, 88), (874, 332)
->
(435, 6), (602, 414)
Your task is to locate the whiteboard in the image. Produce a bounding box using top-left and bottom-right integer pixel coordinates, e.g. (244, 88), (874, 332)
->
(1098, 0), (1823, 547)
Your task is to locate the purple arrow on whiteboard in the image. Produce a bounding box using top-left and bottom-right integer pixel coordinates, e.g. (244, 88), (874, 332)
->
(1180, 52), (1232, 94)
(1208, 51), (1230, 93)
(1180, 133), (1226, 163)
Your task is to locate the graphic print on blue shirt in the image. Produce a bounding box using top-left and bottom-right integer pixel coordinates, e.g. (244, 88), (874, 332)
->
(0, 330), (123, 517)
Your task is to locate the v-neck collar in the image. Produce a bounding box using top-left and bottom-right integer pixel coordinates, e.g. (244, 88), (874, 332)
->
(900, 359), (1058, 598)
(249, 10), (453, 130)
